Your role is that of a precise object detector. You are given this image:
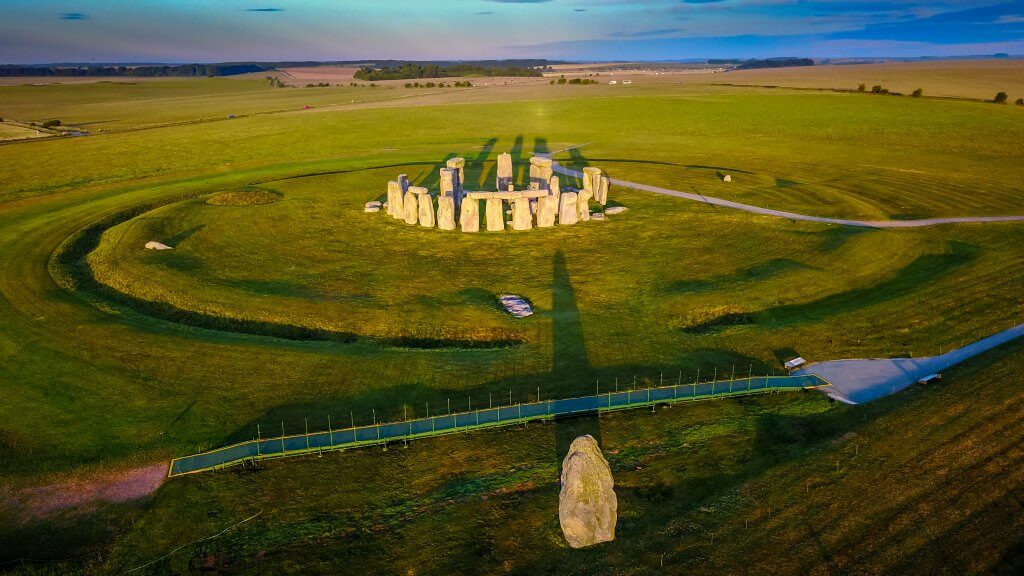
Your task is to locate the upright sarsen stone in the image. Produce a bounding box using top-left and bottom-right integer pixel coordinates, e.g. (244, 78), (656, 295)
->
(403, 189), (418, 225)
(386, 180), (403, 218)
(530, 157), (553, 191)
(416, 190), (435, 228)
(559, 192), (579, 225)
(596, 176), (610, 206)
(439, 168), (455, 197)
(496, 153), (513, 191)
(577, 187), (592, 222)
(460, 197), (480, 232)
(445, 157), (465, 192)
(512, 197), (532, 230)
(437, 196), (455, 230)
(486, 197), (505, 231)
(559, 435), (617, 548)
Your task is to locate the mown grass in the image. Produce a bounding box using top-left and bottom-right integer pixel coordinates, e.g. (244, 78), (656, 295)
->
(0, 74), (1022, 574)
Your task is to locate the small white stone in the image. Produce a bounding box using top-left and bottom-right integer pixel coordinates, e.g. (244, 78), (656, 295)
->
(145, 241), (172, 250)
(605, 206), (628, 215)
(591, 212), (605, 221)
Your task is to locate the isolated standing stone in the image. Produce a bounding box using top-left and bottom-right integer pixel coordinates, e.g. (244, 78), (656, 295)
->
(496, 152), (513, 191)
(559, 435), (617, 548)
(486, 198), (505, 231)
(437, 195), (456, 230)
(596, 176), (610, 206)
(403, 190), (418, 225)
(511, 197), (532, 230)
(460, 197), (480, 232)
(559, 192), (579, 225)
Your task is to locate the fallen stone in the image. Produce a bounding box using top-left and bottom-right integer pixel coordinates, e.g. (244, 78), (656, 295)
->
(590, 212), (605, 221)
(512, 197), (532, 231)
(498, 294), (533, 318)
(364, 200), (382, 213)
(460, 197), (480, 232)
(486, 198), (505, 231)
(559, 435), (617, 549)
(604, 206), (627, 215)
(723, 174), (732, 183)
(559, 192), (579, 225)
(437, 196), (455, 230)
(144, 241), (172, 250)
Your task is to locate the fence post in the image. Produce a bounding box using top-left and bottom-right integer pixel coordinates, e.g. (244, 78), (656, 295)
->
(280, 421), (285, 454)
(305, 418), (310, 451)
(256, 423), (261, 456)
(328, 415), (334, 447)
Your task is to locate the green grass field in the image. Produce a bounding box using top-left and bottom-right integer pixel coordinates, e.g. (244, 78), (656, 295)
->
(1, 68), (1022, 574)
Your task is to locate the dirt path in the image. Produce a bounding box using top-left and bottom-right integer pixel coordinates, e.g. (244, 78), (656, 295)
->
(4, 462), (167, 521)
(549, 161), (1024, 229)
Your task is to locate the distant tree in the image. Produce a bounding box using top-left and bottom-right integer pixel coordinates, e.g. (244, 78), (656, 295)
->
(857, 83), (866, 92)
(41, 119), (61, 128)
(549, 79), (555, 84)
(912, 88), (923, 98)
(404, 82), (412, 88)
(1016, 98), (1024, 106)
(305, 83), (315, 88)
(879, 88), (889, 95)
(557, 77), (567, 84)
(871, 85), (883, 94)
(994, 91), (1008, 103)
(425, 82), (436, 88)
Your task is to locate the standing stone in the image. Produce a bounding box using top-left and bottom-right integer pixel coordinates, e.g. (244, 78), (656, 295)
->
(403, 190), (418, 225)
(559, 435), (617, 549)
(596, 176), (610, 206)
(496, 153), (513, 191)
(558, 192), (579, 225)
(445, 157), (465, 192)
(460, 197), (480, 232)
(439, 168), (455, 197)
(537, 194), (558, 227)
(436, 196), (455, 230)
(577, 188), (592, 222)
(485, 198), (505, 231)
(386, 180), (402, 218)
(417, 192), (435, 228)
(582, 167), (602, 195)
(397, 174), (410, 193)
(528, 163), (540, 190)
(530, 157), (553, 191)
(511, 197), (532, 231)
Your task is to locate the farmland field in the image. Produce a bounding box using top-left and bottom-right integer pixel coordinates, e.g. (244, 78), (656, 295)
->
(1, 61), (1022, 575)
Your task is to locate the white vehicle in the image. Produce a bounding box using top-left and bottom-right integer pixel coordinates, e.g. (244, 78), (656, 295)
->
(783, 357), (807, 371)
(608, 80), (618, 85)
(622, 80), (632, 84)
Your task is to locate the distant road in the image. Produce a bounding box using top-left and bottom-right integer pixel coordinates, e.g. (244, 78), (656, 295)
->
(798, 322), (1024, 404)
(549, 161), (1024, 229)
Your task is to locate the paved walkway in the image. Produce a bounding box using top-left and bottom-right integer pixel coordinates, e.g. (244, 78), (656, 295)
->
(797, 322), (1024, 404)
(549, 161), (1024, 229)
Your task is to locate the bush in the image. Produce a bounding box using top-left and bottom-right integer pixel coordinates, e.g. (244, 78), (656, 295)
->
(912, 88), (923, 98)
(871, 85), (883, 94)
(425, 82), (435, 88)
(557, 77), (567, 84)
(994, 92), (1008, 104)
(857, 83), (866, 92)
(41, 119), (61, 128)
(569, 78), (582, 84)
(1016, 98), (1024, 106)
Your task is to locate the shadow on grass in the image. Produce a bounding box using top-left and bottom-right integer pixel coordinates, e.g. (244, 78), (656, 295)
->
(664, 258), (813, 294)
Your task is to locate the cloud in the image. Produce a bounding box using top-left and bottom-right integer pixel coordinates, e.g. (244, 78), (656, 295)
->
(245, 7), (284, 12)
(609, 28), (686, 38)
(682, 0), (725, 3)
(995, 14), (1024, 23)
(488, 0), (553, 3)
(476, 11), (495, 15)
(59, 12), (89, 20)
(574, 8), (587, 12)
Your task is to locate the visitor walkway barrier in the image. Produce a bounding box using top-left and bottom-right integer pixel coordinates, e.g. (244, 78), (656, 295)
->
(168, 374), (829, 477)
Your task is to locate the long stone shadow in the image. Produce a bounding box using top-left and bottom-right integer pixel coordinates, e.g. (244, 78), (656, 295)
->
(413, 152), (458, 191)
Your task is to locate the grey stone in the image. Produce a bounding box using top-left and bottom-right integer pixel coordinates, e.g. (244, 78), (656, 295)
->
(397, 174), (410, 193)
(439, 168), (455, 197)
(559, 192), (579, 225)
(387, 180), (404, 218)
(596, 176), (610, 206)
(559, 435), (617, 549)
(577, 188), (592, 222)
(486, 198), (505, 231)
(436, 196), (455, 230)
(604, 206), (628, 215)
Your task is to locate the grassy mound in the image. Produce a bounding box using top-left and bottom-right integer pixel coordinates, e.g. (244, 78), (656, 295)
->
(206, 188), (280, 206)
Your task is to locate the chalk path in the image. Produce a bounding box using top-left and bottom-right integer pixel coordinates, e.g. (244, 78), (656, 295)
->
(549, 161), (1024, 229)
(796, 322), (1024, 404)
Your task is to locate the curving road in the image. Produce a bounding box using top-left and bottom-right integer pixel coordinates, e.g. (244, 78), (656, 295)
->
(549, 161), (1024, 229)
(797, 322), (1024, 404)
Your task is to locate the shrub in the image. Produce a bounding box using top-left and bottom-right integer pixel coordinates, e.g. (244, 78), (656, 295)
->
(1016, 98), (1024, 106)
(994, 92), (1008, 104)
(871, 85), (883, 94)
(305, 83), (315, 88)
(425, 82), (435, 88)
(557, 77), (567, 84)
(857, 83), (866, 92)
(549, 80), (555, 85)
(912, 88), (923, 98)
(569, 78), (582, 84)
(41, 119), (61, 128)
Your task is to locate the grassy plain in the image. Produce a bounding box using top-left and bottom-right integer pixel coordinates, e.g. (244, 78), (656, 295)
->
(1, 64), (1022, 574)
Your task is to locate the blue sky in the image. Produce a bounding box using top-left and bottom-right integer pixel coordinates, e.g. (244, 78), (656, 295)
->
(1, 1), (1022, 63)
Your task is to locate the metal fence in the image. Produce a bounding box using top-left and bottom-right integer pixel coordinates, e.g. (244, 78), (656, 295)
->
(168, 374), (829, 477)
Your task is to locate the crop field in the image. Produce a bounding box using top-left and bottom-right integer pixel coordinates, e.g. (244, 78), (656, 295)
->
(1, 62), (1022, 575)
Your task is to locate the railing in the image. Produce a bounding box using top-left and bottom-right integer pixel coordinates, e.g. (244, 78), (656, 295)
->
(168, 374), (829, 477)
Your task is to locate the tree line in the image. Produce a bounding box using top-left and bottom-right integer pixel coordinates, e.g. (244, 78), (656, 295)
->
(355, 64), (542, 81)
(0, 64), (266, 77)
